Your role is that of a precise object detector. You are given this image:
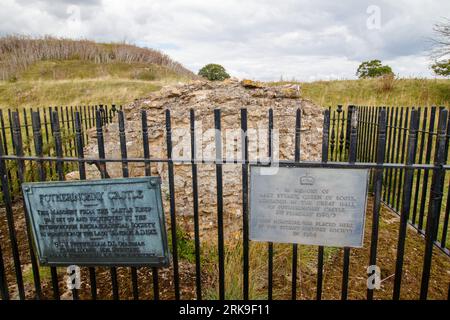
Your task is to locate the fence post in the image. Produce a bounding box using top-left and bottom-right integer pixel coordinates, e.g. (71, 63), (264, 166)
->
(367, 108), (387, 300)
(165, 109), (180, 300)
(316, 109), (330, 300)
(94, 110), (119, 299)
(0, 129), (25, 300)
(342, 107), (358, 300)
(267, 109), (273, 300)
(392, 108), (419, 300)
(11, 112), (43, 299)
(241, 108), (250, 300)
(418, 107), (437, 231)
(291, 108), (301, 300)
(346, 105), (353, 151)
(140, 110), (160, 300)
(214, 109), (225, 300)
(189, 109), (202, 300)
(420, 108), (448, 300)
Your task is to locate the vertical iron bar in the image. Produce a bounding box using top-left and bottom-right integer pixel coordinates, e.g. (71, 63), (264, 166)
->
(383, 107), (394, 201)
(241, 108), (249, 300)
(117, 111), (139, 300)
(341, 108), (358, 300)
(31, 112), (46, 181)
(95, 110), (119, 300)
(412, 107), (426, 225)
(393, 109), (419, 300)
(330, 110), (336, 161)
(316, 109), (330, 300)
(396, 108), (409, 211)
(23, 109), (32, 156)
(50, 111), (67, 300)
(292, 108), (301, 300)
(74, 111), (96, 300)
(214, 109), (225, 300)
(392, 108), (404, 210)
(141, 110), (159, 300)
(267, 109), (273, 300)
(387, 108), (399, 206)
(0, 129), (24, 300)
(420, 108), (448, 300)
(165, 110), (180, 300)
(11, 111), (42, 299)
(418, 107), (437, 232)
(338, 106), (345, 161)
(346, 106), (353, 152)
(190, 109), (202, 300)
(367, 108), (387, 300)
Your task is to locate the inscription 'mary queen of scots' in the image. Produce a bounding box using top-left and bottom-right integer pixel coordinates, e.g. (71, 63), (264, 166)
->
(22, 177), (169, 267)
(250, 167), (369, 248)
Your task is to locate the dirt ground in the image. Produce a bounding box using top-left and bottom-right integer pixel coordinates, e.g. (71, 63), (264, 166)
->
(0, 197), (448, 300)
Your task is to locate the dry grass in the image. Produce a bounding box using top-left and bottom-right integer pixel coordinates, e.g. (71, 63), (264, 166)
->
(0, 78), (174, 108)
(271, 78), (450, 107)
(376, 74), (396, 93)
(198, 198), (449, 300)
(0, 35), (195, 81)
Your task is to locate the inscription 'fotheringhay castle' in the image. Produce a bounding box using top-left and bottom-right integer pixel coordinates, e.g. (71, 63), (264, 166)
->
(39, 190), (144, 204)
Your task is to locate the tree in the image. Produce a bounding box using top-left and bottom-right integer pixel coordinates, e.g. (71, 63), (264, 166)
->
(356, 60), (393, 78)
(430, 18), (450, 77)
(431, 59), (450, 77)
(198, 64), (230, 81)
(431, 18), (450, 59)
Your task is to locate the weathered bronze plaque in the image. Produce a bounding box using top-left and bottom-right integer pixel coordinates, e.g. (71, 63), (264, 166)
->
(22, 177), (170, 267)
(250, 166), (369, 248)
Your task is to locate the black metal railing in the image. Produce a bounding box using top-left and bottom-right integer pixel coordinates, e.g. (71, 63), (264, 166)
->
(0, 105), (449, 301)
(354, 106), (450, 256)
(0, 105), (119, 201)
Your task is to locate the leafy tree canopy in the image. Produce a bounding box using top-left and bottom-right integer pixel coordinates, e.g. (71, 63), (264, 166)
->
(356, 60), (393, 79)
(198, 63), (230, 81)
(431, 59), (450, 77)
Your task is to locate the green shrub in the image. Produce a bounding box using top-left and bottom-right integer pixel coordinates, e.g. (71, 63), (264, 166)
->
(356, 60), (393, 79)
(167, 228), (196, 263)
(432, 60), (450, 77)
(198, 64), (230, 81)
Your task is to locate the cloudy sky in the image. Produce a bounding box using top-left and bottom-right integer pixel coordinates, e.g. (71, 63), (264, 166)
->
(1, 0), (449, 81)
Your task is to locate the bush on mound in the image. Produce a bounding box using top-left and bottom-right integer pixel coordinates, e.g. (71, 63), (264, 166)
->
(198, 63), (230, 81)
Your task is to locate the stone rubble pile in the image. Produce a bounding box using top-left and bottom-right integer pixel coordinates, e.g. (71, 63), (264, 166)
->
(67, 78), (324, 236)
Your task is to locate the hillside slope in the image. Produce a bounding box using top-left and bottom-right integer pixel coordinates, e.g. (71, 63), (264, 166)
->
(0, 36), (195, 107)
(0, 36), (194, 81)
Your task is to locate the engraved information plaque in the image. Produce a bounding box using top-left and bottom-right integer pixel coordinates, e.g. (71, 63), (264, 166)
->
(22, 177), (169, 267)
(250, 167), (369, 247)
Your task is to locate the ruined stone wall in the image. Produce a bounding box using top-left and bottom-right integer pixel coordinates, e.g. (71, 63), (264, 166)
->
(67, 79), (324, 235)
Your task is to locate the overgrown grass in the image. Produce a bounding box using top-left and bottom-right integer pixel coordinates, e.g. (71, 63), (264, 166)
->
(271, 78), (450, 107)
(0, 35), (195, 81)
(17, 60), (185, 82)
(0, 78), (165, 108)
(202, 240), (338, 300)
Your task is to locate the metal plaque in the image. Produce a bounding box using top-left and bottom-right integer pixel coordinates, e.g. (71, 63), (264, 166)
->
(250, 166), (369, 248)
(22, 177), (170, 267)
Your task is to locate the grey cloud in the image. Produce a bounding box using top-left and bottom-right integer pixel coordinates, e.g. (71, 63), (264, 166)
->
(1, 0), (448, 80)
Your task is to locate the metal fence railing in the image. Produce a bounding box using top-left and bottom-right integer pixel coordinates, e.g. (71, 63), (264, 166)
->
(354, 106), (450, 256)
(0, 105), (119, 201)
(0, 105), (449, 300)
